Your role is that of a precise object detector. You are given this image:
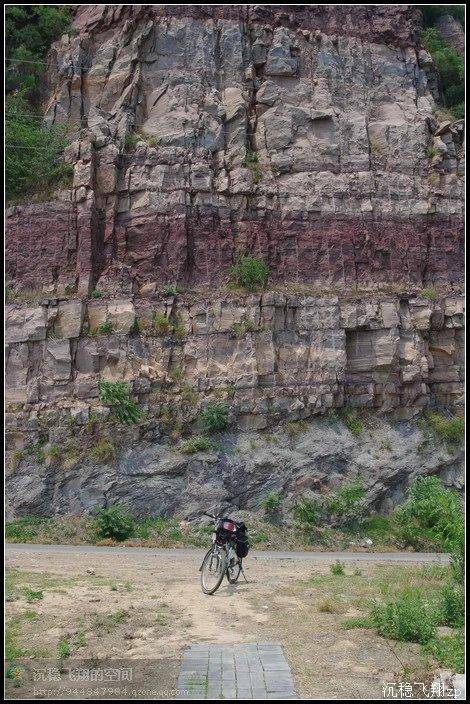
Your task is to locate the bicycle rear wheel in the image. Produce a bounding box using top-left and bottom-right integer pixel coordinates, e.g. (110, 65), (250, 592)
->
(200, 546), (227, 595)
(227, 558), (242, 584)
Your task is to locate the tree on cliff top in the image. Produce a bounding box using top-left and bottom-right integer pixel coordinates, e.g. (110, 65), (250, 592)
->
(5, 6), (73, 202)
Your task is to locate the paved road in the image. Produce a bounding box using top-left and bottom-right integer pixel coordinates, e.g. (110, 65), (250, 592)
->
(5, 543), (449, 563)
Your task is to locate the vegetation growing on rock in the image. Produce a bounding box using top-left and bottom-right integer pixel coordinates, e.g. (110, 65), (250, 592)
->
(5, 6), (74, 201)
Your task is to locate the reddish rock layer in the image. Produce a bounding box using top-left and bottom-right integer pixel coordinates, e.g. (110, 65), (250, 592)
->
(72, 4), (423, 48)
(6, 203), (463, 293)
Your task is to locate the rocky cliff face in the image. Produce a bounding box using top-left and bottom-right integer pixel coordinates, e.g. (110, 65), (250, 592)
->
(5, 6), (464, 518)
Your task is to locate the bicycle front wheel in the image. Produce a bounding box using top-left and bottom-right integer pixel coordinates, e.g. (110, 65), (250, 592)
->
(200, 546), (227, 595)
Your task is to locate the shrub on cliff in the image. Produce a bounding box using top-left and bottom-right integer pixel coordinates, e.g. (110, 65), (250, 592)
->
(230, 254), (269, 291)
(5, 7), (74, 201)
(99, 380), (142, 425)
(95, 505), (135, 542)
(202, 402), (229, 433)
(6, 5), (72, 99)
(6, 94), (73, 202)
(393, 475), (464, 552)
(421, 26), (464, 119)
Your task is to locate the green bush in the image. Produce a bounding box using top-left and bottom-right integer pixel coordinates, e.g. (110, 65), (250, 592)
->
(95, 505), (135, 542)
(327, 476), (366, 525)
(153, 312), (172, 335)
(330, 561), (346, 576)
(230, 254), (269, 291)
(262, 492), (282, 514)
(6, 94), (73, 201)
(5, 7), (74, 201)
(202, 402), (229, 433)
(294, 498), (321, 530)
(338, 408), (363, 437)
(372, 591), (439, 644)
(99, 380), (142, 424)
(421, 26), (465, 120)
(424, 631), (465, 672)
(393, 475), (464, 552)
(421, 6), (465, 27)
(163, 283), (184, 297)
(425, 411), (464, 445)
(5, 516), (49, 542)
(441, 582), (465, 627)
(180, 436), (214, 454)
(6, 6), (72, 98)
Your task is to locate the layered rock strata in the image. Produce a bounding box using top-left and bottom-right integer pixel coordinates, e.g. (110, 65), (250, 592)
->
(4, 6), (465, 518)
(5, 5), (464, 294)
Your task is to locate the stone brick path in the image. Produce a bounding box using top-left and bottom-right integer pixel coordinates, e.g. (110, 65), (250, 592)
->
(176, 643), (298, 699)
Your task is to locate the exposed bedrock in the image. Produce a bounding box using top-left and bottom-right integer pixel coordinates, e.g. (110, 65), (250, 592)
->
(5, 5), (464, 294)
(4, 6), (465, 519)
(5, 416), (464, 521)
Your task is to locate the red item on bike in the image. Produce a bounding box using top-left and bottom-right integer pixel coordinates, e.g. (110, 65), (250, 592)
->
(221, 520), (236, 532)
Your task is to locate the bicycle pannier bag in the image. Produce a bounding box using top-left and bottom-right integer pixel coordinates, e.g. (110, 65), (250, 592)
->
(236, 522), (250, 558)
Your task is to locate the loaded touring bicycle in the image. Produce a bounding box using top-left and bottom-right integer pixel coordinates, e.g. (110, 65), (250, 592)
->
(199, 511), (250, 594)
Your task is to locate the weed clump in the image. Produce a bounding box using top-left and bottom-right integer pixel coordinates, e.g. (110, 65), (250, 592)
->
(230, 254), (269, 292)
(95, 505), (135, 542)
(202, 402), (229, 433)
(99, 380), (142, 424)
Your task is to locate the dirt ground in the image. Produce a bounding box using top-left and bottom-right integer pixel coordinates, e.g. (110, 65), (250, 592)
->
(6, 547), (443, 699)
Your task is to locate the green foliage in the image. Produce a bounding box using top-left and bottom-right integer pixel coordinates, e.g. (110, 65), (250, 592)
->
(330, 561), (346, 576)
(99, 380), (142, 424)
(293, 498), (320, 530)
(425, 411), (464, 445)
(420, 286), (439, 300)
(393, 475), (464, 552)
(327, 476), (366, 525)
(338, 408), (364, 437)
(6, 5), (72, 98)
(91, 438), (116, 464)
(245, 149), (262, 183)
(57, 638), (71, 660)
(153, 312), (172, 335)
(425, 147), (439, 158)
(5, 516), (49, 542)
(202, 402), (229, 433)
(124, 131), (140, 151)
(5, 7), (73, 201)
(90, 320), (114, 336)
(441, 582), (465, 627)
(180, 436), (214, 454)
(421, 26), (465, 119)
(372, 591), (439, 644)
(424, 631), (465, 672)
(230, 254), (269, 291)
(91, 289), (103, 299)
(6, 94), (72, 201)
(421, 6), (465, 28)
(262, 492), (282, 514)
(25, 588), (44, 603)
(341, 616), (372, 630)
(231, 316), (257, 336)
(163, 283), (185, 297)
(95, 505), (135, 542)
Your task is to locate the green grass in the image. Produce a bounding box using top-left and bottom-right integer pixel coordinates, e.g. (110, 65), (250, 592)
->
(330, 561), (346, 576)
(57, 638), (71, 660)
(425, 411), (464, 445)
(341, 616), (373, 630)
(99, 380), (142, 424)
(371, 591), (440, 644)
(230, 254), (269, 291)
(424, 631), (465, 672)
(180, 436), (214, 454)
(201, 402), (229, 433)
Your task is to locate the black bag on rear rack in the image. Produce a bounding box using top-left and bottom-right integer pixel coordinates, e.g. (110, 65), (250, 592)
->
(235, 522), (250, 558)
